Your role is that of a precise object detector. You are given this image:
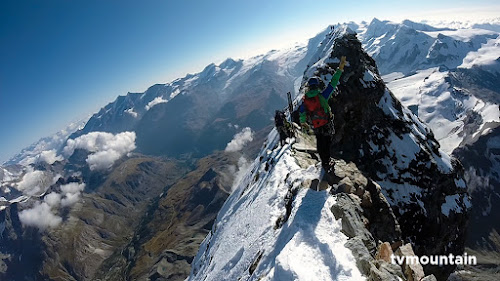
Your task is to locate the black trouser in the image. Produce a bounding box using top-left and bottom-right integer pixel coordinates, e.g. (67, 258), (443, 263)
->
(278, 127), (287, 145)
(314, 121), (334, 165)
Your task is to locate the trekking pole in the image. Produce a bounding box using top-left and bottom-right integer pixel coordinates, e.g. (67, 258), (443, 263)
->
(287, 92), (293, 122)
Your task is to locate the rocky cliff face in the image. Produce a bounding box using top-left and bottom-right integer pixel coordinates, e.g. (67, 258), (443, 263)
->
(454, 128), (500, 247)
(303, 27), (470, 279)
(452, 127), (500, 279)
(186, 27), (470, 281)
(351, 19), (499, 279)
(188, 129), (438, 281)
(0, 204), (45, 280)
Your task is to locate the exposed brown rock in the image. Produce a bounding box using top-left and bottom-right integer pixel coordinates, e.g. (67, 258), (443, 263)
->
(395, 243), (425, 281)
(361, 190), (373, 208)
(376, 242), (394, 263)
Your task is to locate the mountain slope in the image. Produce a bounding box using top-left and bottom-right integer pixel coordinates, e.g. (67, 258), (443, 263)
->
(311, 27), (469, 280)
(189, 27), (469, 281)
(189, 131), (418, 281)
(92, 152), (239, 281)
(0, 156), (188, 281)
(352, 19), (499, 278)
(67, 44), (319, 160)
(358, 18), (499, 76)
(453, 128), (500, 278)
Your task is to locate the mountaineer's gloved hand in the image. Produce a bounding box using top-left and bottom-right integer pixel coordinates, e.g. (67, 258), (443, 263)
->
(339, 56), (347, 71)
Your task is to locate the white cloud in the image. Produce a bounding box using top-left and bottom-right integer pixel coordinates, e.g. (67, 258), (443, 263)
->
(61, 192), (81, 207)
(86, 150), (122, 171)
(18, 181), (87, 230)
(60, 182), (85, 194)
(145, 96), (168, 110)
(18, 156), (36, 166)
(231, 156), (251, 192)
(44, 192), (61, 208)
(37, 150), (63, 164)
(59, 182), (86, 207)
(16, 168), (53, 196)
(19, 202), (62, 230)
(125, 108), (138, 118)
(460, 37), (500, 70)
(225, 127), (254, 152)
(63, 131), (136, 170)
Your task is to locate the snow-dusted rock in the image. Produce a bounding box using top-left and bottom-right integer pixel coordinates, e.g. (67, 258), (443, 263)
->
(395, 243), (426, 281)
(189, 126), (412, 280)
(298, 29), (469, 279)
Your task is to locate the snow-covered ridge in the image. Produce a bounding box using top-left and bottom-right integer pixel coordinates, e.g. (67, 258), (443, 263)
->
(423, 17), (500, 32)
(70, 38), (312, 142)
(356, 18), (499, 76)
(460, 35), (500, 70)
(351, 18), (500, 155)
(190, 25), (470, 280)
(384, 68), (499, 154)
(189, 131), (365, 281)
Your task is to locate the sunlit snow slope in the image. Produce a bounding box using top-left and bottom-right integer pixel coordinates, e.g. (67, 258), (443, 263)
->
(354, 19), (500, 154)
(189, 131), (364, 281)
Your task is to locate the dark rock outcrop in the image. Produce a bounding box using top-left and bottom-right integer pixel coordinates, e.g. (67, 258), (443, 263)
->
(300, 27), (470, 279)
(452, 126), (500, 279)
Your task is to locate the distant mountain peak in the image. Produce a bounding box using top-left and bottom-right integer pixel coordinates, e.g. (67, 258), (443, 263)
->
(219, 58), (240, 69)
(402, 19), (454, 32)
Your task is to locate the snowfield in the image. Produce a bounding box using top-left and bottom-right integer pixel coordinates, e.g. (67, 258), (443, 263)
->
(384, 67), (500, 154)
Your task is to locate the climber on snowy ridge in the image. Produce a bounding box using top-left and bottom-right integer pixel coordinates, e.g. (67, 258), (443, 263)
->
(274, 110), (294, 146)
(299, 56), (347, 172)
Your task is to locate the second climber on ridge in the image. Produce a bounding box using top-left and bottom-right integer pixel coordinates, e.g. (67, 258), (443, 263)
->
(299, 56), (347, 173)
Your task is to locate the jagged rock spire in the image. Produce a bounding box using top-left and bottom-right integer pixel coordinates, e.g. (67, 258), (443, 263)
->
(301, 28), (470, 279)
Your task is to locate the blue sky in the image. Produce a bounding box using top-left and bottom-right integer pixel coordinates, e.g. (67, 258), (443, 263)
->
(1, 0), (499, 163)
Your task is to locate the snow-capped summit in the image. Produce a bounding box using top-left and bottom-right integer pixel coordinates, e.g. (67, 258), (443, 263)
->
(400, 19), (452, 32)
(219, 58), (240, 70)
(358, 18), (499, 75)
